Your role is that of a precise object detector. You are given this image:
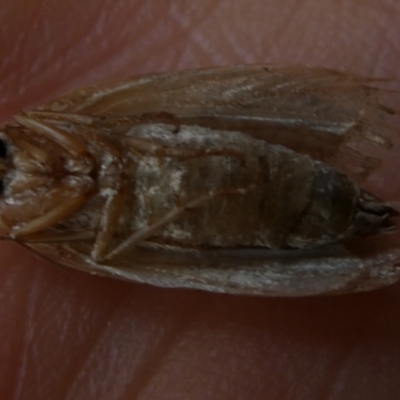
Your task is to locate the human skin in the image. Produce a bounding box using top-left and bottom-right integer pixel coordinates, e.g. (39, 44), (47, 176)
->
(1, 1), (400, 399)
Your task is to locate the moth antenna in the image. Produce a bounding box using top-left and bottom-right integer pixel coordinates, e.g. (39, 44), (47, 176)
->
(356, 130), (393, 148)
(377, 103), (398, 115)
(8, 136), (50, 170)
(383, 202), (400, 215)
(14, 114), (88, 156)
(0, 160), (6, 174)
(24, 110), (95, 125)
(374, 87), (400, 94)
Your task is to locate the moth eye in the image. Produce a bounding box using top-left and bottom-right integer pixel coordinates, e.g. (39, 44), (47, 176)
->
(0, 139), (7, 195)
(0, 139), (7, 158)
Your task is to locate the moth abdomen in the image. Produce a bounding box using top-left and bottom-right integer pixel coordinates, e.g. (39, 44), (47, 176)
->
(112, 124), (395, 251)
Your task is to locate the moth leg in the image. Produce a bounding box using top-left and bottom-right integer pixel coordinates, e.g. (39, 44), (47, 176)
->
(20, 112), (128, 260)
(104, 183), (257, 261)
(68, 131), (127, 261)
(13, 112), (130, 259)
(91, 183), (126, 261)
(62, 128), (127, 261)
(12, 195), (88, 239)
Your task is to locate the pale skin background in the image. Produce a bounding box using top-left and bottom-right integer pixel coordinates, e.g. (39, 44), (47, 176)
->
(1, 1), (400, 399)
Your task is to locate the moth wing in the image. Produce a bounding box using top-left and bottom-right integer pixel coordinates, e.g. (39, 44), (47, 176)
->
(42, 65), (398, 181)
(25, 242), (400, 296)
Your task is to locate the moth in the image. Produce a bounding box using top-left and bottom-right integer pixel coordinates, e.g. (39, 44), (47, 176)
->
(0, 65), (399, 296)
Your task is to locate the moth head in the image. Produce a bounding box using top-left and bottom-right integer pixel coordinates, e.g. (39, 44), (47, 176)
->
(0, 135), (7, 204)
